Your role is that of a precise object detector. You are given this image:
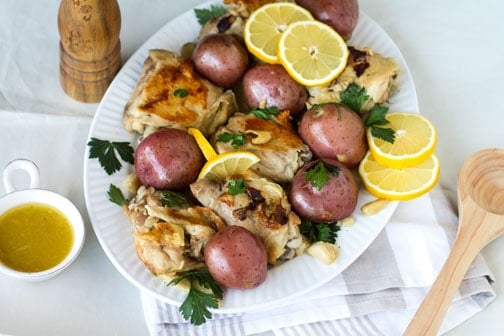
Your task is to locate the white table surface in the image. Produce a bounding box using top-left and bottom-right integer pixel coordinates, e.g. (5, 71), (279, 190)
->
(0, 0), (503, 335)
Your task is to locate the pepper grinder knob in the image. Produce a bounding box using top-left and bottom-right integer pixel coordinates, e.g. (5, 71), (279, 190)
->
(58, 0), (121, 103)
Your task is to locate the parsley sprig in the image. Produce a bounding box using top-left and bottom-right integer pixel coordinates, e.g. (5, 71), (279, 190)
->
(108, 184), (128, 206)
(299, 220), (341, 244)
(194, 5), (227, 25)
(248, 107), (280, 120)
(169, 268), (223, 325)
(365, 105), (396, 143)
(88, 137), (134, 175)
(216, 132), (245, 148)
(161, 190), (189, 208)
(339, 83), (395, 143)
(340, 83), (370, 112)
(174, 88), (188, 98)
(227, 176), (247, 195)
(305, 161), (340, 191)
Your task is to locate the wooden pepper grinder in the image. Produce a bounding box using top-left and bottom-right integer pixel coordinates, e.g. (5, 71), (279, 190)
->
(58, 0), (122, 103)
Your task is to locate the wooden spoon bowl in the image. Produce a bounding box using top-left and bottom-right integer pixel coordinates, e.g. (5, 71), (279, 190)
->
(461, 149), (504, 215)
(404, 148), (504, 335)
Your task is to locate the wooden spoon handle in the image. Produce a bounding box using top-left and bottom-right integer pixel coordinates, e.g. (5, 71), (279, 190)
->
(404, 201), (498, 335)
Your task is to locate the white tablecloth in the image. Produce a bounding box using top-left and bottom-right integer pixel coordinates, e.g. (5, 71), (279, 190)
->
(1, 0), (504, 335)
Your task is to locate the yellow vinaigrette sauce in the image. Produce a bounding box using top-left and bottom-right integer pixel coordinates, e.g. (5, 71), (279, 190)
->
(0, 203), (74, 272)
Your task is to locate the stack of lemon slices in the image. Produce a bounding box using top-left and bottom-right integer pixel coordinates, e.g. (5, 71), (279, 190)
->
(188, 128), (259, 181)
(358, 113), (440, 201)
(244, 2), (348, 87)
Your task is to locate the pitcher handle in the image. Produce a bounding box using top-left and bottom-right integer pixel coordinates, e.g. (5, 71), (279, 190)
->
(3, 159), (41, 194)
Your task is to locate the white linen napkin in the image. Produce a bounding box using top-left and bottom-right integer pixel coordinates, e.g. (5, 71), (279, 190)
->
(141, 186), (496, 336)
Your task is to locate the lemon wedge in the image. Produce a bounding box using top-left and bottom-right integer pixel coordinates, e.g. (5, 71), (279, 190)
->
(188, 127), (217, 161)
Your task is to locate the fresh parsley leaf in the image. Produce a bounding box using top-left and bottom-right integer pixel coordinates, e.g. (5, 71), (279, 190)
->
(371, 126), (396, 143)
(216, 132), (245, 148)
(364, 105), (396, 143)
(364, 105), (389, 127)
(227, 176), (247, 195)
(315, 223), (340, 244)
(180, 285), (218, 325)
(340, 83), (370, 113)
(169, 268), (223, 326)
(188, 268), (224, 299)
(299, 220), (341, 244)
(194, 5), (227, 26)
(108, 184), (128, 206)
(339, 83), (396, 144)
(174, 88), (188, 98)
(88, 137), (134, 175)
(248, 107), (280, 120)
(160, 190), (189, 208)
(305, 161), (340, 191)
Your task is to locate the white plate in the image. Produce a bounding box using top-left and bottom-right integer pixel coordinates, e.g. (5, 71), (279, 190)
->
(83, 1), (418, 313)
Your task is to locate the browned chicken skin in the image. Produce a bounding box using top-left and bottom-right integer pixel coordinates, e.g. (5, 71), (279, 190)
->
(123, 49), (238, 137)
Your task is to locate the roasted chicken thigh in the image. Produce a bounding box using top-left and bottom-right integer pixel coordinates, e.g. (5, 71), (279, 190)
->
(123, 49), (238, 137)
(124, 186), (226, 281)
(307, 46), (401, 111)
(213, 111), (312, 183)
(190, 171), (308, 264)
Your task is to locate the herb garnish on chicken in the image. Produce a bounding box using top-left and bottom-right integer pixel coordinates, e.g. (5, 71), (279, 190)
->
(216, 131), (245, 148)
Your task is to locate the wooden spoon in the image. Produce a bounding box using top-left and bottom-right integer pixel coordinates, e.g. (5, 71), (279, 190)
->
(404, 148), (504, 335)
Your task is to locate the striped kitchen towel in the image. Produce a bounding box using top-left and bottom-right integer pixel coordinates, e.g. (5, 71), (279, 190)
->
(142, 186), (495, 335)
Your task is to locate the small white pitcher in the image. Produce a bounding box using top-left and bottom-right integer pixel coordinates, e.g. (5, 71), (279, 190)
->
(0, 159), (85, 281)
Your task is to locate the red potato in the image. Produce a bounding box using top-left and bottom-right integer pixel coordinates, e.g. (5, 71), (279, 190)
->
(192, 33), (249, 88)
(204, 226), (268, 289)
(134, 128), (204, 190)
(296, 0), (359, 40)
(290, 159), (358, 222)
(242, 63), (307, 116)
(299, 103), (367, 168)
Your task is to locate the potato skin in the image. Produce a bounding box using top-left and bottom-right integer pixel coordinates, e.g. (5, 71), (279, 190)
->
(204, 226), (268, 289)
(299, 103), (367, 168)
(134, 128), (204, 190)
(296, 0), (359, 40)
(192, 33), (249, 88)
(242, 64), (307, 116)
(290, 159), (358, 222)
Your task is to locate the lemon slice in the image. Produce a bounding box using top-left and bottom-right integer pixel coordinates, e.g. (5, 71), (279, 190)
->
(188, 127), (217, 160)
(199, 151), (260, 180)
(189, 128), (259, 180)
(244, 2), (314, 64)
(368, 112), (437, 169)
(358, 151), (440, 201)
(277, 20), (349, 86)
